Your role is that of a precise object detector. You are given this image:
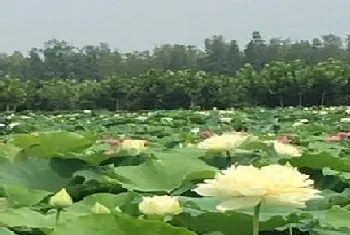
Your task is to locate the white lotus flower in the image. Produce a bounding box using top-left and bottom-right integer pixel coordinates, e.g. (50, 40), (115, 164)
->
(91, 202), (111, 214)
(20, 115), (32, 119)
(300, 119), (309, 124)
(340, 118), (350, 123)
(119, 139), (147, 154)
(220, 117), (232, 123)
(267, 140), (301, 157)
(8, 122), (20, 129)
(219, 110), (234, 114)
(83, 110), (92, 114)
(6, 114), (15, 120)
(194, 164), (321, 212)
(139, 195), (182, 216)
(50, 188), (73, 209)
(136, 116), (148, 121)
(292, 122), (303, 127)
(190, 127), (200, 134)
(197, 132), (249, 151)
(196, 111), (210, 116)
(161, 117), (173, 124)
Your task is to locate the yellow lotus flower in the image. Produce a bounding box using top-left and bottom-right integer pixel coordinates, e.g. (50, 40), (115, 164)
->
(138, 195), (182, 216)
(194, 164), (321, 212)
(50, 188), (73, 209)
(197, 132), (249, 151)
(119, 139), (147, 154)
(91, 202), (111, 214)
(268, 140), (301, 157)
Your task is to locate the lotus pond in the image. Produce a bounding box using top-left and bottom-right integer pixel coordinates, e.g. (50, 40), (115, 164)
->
(1, 107), (350, 235)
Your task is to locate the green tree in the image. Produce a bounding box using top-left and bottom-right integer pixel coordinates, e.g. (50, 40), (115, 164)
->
(310, 59), (349, 106)
(0, 77), (27, 111)
(244, 31), (268, 70)
(261, 61), (293, 107)
(43, 39), (75, 78)
(286, 60), (313, 106)
(235, 63), (264, 105)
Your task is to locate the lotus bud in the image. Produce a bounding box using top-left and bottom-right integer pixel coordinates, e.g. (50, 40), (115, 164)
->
(50, 188), (73, 209)
(114, 206), (122, 212)
(91, 202), (111, 214)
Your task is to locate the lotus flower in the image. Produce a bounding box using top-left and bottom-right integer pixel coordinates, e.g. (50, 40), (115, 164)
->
(325, 132), (350, 142)
(108, 139), (120, 147)
(292, 122), (303, 127)
(197, 132), (249, 151)
(50, 188), (73, 209)
(200, 131), (212, 139)
(91, 202), (111, 214)
(300, 119), (309, 124)
(194, 164), (321, 212)
(139, 195), (182, 216)
(276, 136), (291, 144)
(119, 139), (147, 154)
(340, 118), (350, 123)
(268, 140), (301, 157)
(338, 132), (350, 138)
(325, 135), (342, 142)
(220, 117), (232, 123)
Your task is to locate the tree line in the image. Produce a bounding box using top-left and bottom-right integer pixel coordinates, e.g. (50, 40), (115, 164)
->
(1, 31), (350, 111)
(1, 59), (349, 111)
(2, 31), (350, 79)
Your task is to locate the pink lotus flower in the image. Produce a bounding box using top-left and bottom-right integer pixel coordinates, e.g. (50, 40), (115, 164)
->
(337, 132), (350, 139)
(325, 132), (350, 142)
(108, 139), (120, 147)
(200, 131), (212, 139)
(276, 136), (291, 144)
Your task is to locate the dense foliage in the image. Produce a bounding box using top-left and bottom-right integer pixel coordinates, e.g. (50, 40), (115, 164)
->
(1, 58), (350, 111)
(1, 108), (350, 235)
(2, 32), (350, 78)
(2, 32), (350, 111)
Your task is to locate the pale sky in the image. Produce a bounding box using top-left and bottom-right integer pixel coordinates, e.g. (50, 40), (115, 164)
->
(1, 0), (350, 53)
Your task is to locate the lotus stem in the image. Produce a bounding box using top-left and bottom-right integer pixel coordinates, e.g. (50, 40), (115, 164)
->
(225, 150), (231, 167)
(289, 225), (293, 235)
(55, 209), (62, 225)
(253, 203), (261, 235)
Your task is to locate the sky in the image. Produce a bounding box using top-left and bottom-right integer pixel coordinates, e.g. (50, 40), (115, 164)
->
(1, 0), (350, 53)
